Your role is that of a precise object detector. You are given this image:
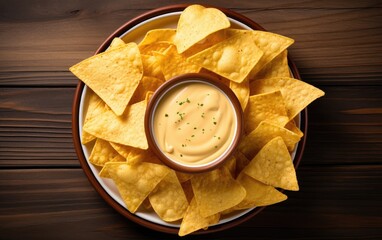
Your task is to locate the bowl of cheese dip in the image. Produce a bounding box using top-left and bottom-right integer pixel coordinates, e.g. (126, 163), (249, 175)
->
(145, 73), (243, 173)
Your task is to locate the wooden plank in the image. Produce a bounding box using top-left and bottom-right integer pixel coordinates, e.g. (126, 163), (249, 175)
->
(1, 86), (381, 167)
(0, 88), (78, 166)
(0, 165), (380, 239)
(0, 1), (381, 86)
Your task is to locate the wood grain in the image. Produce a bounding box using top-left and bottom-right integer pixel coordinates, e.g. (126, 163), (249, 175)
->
(0, 0), (381, 239)
(0, 166), (381, 239)
(0, 1), (381, 86)
(1, 86), (381, 167)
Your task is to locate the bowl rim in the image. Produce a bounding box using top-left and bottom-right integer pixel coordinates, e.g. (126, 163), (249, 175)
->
(144, 73), (244, 173)
(71, 4), (308, 235)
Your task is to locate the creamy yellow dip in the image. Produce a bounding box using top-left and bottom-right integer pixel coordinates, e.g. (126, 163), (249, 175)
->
(153, 81), (236, 166)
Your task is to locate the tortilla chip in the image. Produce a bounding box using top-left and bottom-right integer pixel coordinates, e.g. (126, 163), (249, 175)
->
(245, 91), (289, 133)
(109, 37), (125, 50)
(81, 90), (105, 144)
(191, 167), (246, 217)
(141, 54), (165, 80)
(188, 32), (263, 83)
(89, 138), (121, 166)
(129, 76), (164, 104)
(254, 50), (290, 80)
(155, 45), (201, 80)
(107, 162), (170, 213)
(70, 42), (143, 116)
(239, 121), (301, 159)
(179, 197), (220, 236)
(139, 29), (176, 47)
(83, 100), (148, 149)
(149, 170), (188, 222)
(235, 173), (287, 209)
(243, 136), (299, 191)
(230, 79), (250, 111)
(174, 5), (230, 53)
(250, 77), (325, 119)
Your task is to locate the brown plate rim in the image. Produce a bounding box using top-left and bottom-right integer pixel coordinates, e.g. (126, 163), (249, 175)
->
(71, 4), (308, 235)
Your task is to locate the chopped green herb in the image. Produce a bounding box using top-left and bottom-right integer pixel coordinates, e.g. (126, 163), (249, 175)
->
(191, 135), (195, 137)
(178, 98), (191, 105)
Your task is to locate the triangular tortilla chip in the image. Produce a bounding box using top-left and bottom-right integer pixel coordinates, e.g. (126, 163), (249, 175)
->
(188, 32), (263, 83)
(106, 162), (170, 213)
(235, 172), (287, 209)
(70, 42), (143, 116)
(83, 100), (148, 149)
(250, 77), (325, 119)
(149, 170), (188, 222)
(245, 91), (289, 133)
(243, 136), (299, 191)
(179, 197), (220, 236)
(191, 167), (246, 217)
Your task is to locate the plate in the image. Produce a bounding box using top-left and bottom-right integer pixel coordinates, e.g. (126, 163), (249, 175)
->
(72, 4), (307, 234)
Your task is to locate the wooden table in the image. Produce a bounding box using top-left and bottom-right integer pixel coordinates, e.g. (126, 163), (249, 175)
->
(1, 1), (381, 239)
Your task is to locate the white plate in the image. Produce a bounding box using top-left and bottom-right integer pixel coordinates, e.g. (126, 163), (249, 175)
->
(78, 11), (300, 229)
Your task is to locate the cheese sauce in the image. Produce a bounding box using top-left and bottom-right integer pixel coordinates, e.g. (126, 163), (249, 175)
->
(153, 81), (236, 166)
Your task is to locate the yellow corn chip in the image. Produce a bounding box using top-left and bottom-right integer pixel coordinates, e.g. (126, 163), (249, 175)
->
(81, 90), (105, 144)
(182, 30), (227, 58)
(254, 50), (290, 80)
(139, 41), (172, 56)
(223, 157), (237, 177)
(149, 170), (188, 222)
(82, 38), (126, 142)
(89, 138), (121, 166)
(188, 32), (263, 83)
(239, 121), (301, 159)
(83, 100), (148, 149)
(107, 162), (170, 213)
(249, 30), (294, 76)
(70, 42), (143, 116)
(285, 120), (304, 138)
(155, 45), (201, 80)
(229, 79), (250, 111)
(125, 149), (162, 165)
(139, 29), (176, 47)
(109, 142), (137, 159)
(179, 197), (220, 236)
(235, 151), (251, 177)
(181, 180), (194, 203)
(141, 54), (164, 80)
(250, 77), (325, 119)
(174, 4), (230, 53)
(176, 172), (193, 183)
(109, 37), (125, 50)
(243, 136), (299, 191)
(191, 167), (246, 217)
(235, 173), (287, 209)
(129, 76), (164, 104)
(245, 91), (289, 133)
(99, 161), (124, 178)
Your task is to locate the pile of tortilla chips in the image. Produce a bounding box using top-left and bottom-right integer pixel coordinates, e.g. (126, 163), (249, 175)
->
(70, 4), (324, 236)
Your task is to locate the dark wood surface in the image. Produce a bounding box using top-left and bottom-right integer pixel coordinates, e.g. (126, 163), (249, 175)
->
(1, 1), (381, 239)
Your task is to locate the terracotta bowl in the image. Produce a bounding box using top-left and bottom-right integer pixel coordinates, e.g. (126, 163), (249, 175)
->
(72, 4), (308, 235)
(145, 73), (244, 173)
